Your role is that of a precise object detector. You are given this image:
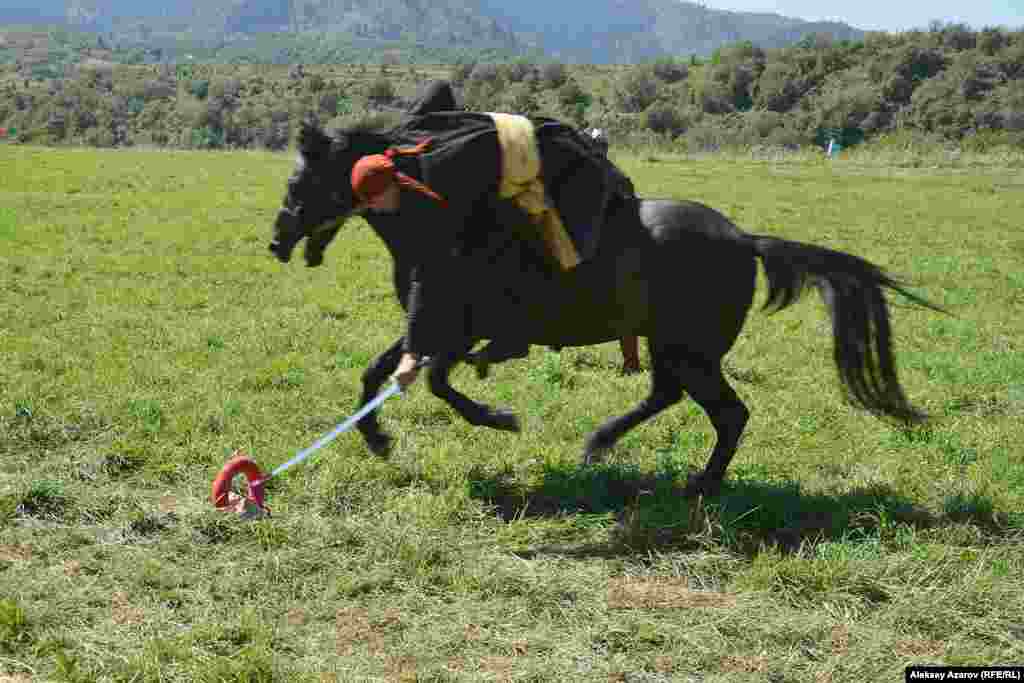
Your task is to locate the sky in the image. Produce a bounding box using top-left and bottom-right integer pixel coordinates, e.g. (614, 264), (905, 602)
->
(701, 0), (1023, 32)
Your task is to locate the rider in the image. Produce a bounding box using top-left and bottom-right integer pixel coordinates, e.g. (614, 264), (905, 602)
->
(350, 81), (636, 388)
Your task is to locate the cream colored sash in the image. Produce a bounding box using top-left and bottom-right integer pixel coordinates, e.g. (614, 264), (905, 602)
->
(487, 113), (581, 270)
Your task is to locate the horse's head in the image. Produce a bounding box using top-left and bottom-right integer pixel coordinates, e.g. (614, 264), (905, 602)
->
(269, 120), (383, 267)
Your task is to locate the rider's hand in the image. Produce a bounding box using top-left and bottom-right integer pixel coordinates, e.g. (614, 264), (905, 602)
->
(391, 353), (422, 390)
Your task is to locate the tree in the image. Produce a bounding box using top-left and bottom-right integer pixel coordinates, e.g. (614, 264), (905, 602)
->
(613, 67), (660, 113)
(450, 61), (475, 85)
(644, 105), (690, 137)
(188, 79), (210, 100)
(755, 62), (806, 112)
(978, 28), (1008, 57)
(366, 78), (394, 105)
(506, 60), (535, 83)
(651, 57), (689, 83)
(539, 62), (568, 89)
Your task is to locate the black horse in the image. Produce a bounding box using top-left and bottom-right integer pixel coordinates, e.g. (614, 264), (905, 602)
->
(269, 120), (943, 496)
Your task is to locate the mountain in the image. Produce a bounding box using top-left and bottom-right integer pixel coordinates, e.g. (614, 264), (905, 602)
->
(476, 0), (866, 62)
(7, 0), (867, 62)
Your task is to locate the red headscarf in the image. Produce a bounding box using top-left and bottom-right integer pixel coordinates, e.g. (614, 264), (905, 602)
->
(351, 138), (447, 208)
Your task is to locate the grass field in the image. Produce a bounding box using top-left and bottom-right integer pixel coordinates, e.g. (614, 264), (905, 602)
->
(2, 143), (1023, 682)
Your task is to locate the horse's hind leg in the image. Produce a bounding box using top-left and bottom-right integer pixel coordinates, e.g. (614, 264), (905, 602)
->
(427, 352), (521, 433)
(619, 336), (641, 375)
(356, 337), (405, 456)
(582, 339), (685, 464)
(672, 353), (749, 497)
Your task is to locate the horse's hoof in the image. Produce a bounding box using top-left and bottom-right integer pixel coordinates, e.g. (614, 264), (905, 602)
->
(488, 408), (520, 433)
(620, 363), (642, 376)
(364, 432), (393, 458)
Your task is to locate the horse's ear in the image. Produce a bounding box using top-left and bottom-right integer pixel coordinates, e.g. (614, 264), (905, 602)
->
(298, 120), (331, 162)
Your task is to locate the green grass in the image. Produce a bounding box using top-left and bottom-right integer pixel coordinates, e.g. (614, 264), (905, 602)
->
(1, 144), (1023, 681)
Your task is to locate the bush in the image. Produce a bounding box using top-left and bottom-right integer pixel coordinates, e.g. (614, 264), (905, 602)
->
(764, 125), (805, 149)
(815, 81), (885, 130)
(539, 62), (568, 89)
(860, 110), (892, 135)
(1004, 110), (1024, 131)
(188, 79), (210, 100)
(908, 73), (972, 136)
(894, 47), (947, 88)
(728, 63), (756, 110)
(939, 23), (976, 51)
(507, 88), (540, 115)
(84, 127), (115, 147)
(651, 57), (689, 83)
(190, 125), (224, 149)
(450, 61), (475, 86)
(746, 110), (784, 138)
(461, 78), (501, 112)
(305, 73), (326, 93)
(959, 129), (1019, 152)
(557, 80), (589, 109)
(644, 105), (690, 137)
(699, 84), (735, 115)
(264, 121), (290, 151)
(469, 63), (502, 84)
(957, 59), (1001, 101)
(613, 67), (660, 113)
(366, 78), (394, 105)
(756, 62), (807, 112)
(211, 77), (243, 100)
(141, 79), (176, 100)
(506, 61), (535, 83)
(47, 110), (67, 140)
(684, 121), (731, 151)
(318, 92), (339, 116)
(978, 28), (1008, 57)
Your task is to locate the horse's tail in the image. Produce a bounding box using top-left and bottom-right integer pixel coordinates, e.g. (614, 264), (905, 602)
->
(743, 233), (946, 424)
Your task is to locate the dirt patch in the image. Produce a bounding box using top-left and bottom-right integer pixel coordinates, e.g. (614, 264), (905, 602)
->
(0, 674), (35, 683)
(652, 655), (676, 673)
(335, 606), (402, 656)
(607, 577), (736, 610)
(478, 655), (517, 679)
(894, 638), (946, 658)
(111, 591), (144, 626)
(830, 624), (851, 655)
(286, 607), (308, 626)
(720, 653), (769, 674)
(381, 656), (419, 682)
(0, 545), (32, 562)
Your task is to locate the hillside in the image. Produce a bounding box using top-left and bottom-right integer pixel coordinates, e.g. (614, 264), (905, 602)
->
(477, 0), (865, 62)
(3, 24), (1022, 155)
(1, 0), (867, 63)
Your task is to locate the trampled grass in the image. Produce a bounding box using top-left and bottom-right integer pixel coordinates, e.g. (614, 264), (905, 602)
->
(2, 144), (1023, 681)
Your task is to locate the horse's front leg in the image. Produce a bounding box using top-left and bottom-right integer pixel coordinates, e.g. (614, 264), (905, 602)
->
(426, 352), (520, 433)
(356, 337), (405, 456)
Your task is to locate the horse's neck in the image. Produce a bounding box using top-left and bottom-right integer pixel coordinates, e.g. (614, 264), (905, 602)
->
(364, 214), (415, 264)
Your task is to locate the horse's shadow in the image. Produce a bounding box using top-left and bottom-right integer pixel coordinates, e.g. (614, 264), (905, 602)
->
(466, 459), (1012, 558)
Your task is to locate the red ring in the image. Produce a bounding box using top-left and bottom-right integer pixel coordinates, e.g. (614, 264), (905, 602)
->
(211, 452), (268, 512)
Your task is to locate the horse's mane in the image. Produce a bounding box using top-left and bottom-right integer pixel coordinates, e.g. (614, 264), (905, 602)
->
(332, 112), (404, 138)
